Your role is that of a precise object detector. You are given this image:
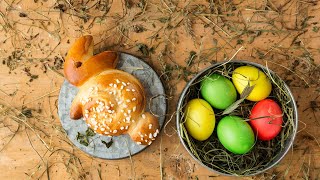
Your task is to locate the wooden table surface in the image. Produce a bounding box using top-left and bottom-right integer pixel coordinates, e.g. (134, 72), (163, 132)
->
(0, 0), (319, 179)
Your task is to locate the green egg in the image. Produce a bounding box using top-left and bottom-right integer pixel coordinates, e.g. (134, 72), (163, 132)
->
(200, 74), (237, 110)
(217, 116), (255, 154)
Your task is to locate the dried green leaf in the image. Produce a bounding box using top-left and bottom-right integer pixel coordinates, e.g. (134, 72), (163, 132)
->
(301, 16), (315, 29)
(158, 17), (170, 23)
(19, 12), (28, 17)
(247, 31), (261, 44)
(184, 16), (195, 41)
(137, 0), (146, 10)
(125, 0), (133, 9)
(237, 39), (244, 45)
(186, 51), (197, 66)
(30, 75), (39, 80)
(256, 49), (265, 59)
(248, 36), (255, 44)
(137, 43), (151, 56)
(21, 107), (33, 118)
(76, 132), (89, 146)
(53, 56), (64, 70)
(54, 3), (67, 12)
(312, 26), (319, 32)
(77, 128), (96, 146)
(132, 25), (145, 33)
(86, 128), (96, 137)
(240, 84), (255, 99)
(222, 98), (245, 115)
(222, 83), (254, 115)
(101, 139), (113, 148)
(212, 38), (218, 46)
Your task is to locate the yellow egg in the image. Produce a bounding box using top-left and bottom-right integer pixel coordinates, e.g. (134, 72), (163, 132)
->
(232, 66), (272, 101)
(184, 99), (215, 141)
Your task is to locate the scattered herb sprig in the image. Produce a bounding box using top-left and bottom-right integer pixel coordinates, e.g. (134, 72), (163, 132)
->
(76, 128), (96, 146)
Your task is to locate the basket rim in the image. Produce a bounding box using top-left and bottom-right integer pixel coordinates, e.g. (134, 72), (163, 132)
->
(176, 60), (299, 176)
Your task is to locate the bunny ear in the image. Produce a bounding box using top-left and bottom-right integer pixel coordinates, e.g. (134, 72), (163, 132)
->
(64, 35), (119, 87)
(66, 35), (94, 63)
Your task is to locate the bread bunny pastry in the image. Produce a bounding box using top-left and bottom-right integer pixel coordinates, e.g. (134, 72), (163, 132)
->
(64, 35), (160, 145)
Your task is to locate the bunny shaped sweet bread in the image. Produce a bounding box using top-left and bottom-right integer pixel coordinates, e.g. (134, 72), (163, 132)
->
(64, 35), (160, 145)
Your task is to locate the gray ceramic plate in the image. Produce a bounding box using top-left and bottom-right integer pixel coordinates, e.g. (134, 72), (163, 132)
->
(58, 53), (166, 159)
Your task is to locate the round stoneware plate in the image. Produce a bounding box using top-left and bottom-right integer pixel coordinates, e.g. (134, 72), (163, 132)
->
(58, 52), (166, 159)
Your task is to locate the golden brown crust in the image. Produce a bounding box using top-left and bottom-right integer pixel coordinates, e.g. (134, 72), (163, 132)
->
(70, 69), (146, 122)
(127, 112), (160, 145)
(64, 35), (119, 87)
(65, 35), (160, 146)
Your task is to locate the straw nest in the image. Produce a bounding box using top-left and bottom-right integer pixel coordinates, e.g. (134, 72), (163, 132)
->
(177, 61), (297, 176)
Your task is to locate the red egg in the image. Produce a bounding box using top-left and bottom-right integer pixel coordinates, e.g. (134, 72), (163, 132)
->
(249, 99), (283, 141)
